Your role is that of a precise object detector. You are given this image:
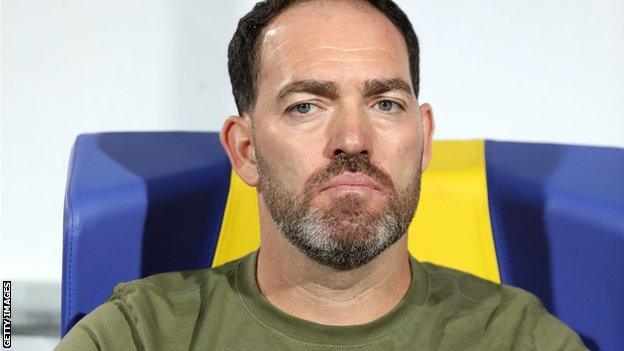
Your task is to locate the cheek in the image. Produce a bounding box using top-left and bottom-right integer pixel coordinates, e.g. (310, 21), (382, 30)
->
(256, 125), (325, 189)
(377, 125), (422, 190)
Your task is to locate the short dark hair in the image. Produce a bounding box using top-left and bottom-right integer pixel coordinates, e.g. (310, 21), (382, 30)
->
(228, 0), (420, 116)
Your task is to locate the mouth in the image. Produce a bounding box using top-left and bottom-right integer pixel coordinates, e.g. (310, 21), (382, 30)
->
(319, 172), (384, 194)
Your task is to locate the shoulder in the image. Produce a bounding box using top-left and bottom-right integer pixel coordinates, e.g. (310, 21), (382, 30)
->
(55, 301), (137, 350)
(57, 256), (246, 350)
(420, 261), (542, 309)
(419, 261), (587, 350)
(115, 257), (241, 300)
(107, 256), (244, 316)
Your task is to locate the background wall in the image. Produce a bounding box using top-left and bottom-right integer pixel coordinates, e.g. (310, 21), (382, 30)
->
(1, 0), (623, 343)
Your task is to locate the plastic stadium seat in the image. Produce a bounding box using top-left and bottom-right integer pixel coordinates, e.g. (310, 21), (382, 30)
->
(62, 132), (623, 350)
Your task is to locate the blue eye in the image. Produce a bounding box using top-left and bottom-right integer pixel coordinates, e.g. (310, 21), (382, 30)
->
(289, 102), (317, 116)
(295, 103), (312, 114)
(376, 100), (401, 112)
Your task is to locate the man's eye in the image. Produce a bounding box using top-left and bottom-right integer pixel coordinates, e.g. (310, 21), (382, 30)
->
(289, 103), (315, 116)
(375, 100), (401, 112)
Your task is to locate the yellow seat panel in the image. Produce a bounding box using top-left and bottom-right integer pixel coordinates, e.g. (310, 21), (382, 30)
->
(408, 140), (499, 282)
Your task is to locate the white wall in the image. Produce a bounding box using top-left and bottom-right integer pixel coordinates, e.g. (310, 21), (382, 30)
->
(1, 0), (623, 315)
(412, 1), (624, 145)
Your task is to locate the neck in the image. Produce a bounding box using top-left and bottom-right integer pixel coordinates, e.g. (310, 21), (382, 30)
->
(256, 222), (412, 326)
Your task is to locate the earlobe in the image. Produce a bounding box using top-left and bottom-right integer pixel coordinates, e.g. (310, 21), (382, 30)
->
(419, 103), (435, 171)
(219, 115), (260, 187)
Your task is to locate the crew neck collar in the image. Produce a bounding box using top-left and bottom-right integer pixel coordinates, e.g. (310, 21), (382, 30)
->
(235, 250), (429, 346)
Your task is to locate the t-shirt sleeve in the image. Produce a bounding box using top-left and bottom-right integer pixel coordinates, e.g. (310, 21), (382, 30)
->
(534, 312), (588, 351)
(55, 301), (138, 351)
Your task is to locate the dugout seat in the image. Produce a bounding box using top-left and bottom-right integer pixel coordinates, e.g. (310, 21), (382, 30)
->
(61, 132), (624, 350)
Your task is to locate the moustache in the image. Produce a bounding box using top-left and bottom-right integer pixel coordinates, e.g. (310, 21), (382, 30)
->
(303, 153), (395, 196)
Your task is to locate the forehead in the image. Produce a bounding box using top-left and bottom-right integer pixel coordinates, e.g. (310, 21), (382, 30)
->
(257, 0), (411, 90)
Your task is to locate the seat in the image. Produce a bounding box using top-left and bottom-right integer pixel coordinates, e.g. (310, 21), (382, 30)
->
(62, 132), (624, 350)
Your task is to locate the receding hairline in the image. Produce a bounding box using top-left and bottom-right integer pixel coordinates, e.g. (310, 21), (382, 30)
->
(252, 0), (413, 105)
(257, 0), (408, 61)
(228, 0), (420, 117)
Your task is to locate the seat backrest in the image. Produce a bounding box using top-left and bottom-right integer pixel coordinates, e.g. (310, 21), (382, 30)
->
(485, 141), (624, 351)
(62, 132), (623, 350)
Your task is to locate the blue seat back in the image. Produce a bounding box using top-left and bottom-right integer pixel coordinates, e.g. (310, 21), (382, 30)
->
(486, 141), (624, 351)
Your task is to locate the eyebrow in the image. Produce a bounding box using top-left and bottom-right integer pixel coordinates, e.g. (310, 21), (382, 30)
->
(363, 78), (413, 97)
(277, 80), (339, 101)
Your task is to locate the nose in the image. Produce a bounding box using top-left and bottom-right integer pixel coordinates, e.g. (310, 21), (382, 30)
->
(324, 104), (372, 158)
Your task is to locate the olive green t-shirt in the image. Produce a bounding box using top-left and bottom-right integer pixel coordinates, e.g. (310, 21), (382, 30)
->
(56, 251), (586, 350)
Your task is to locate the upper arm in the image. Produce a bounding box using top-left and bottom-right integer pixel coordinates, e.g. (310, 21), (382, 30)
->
(534, 312), (588, 351)
(55, 302), (138, 351)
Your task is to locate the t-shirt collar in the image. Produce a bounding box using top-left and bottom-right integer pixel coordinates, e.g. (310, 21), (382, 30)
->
(235, 250), (429, 346)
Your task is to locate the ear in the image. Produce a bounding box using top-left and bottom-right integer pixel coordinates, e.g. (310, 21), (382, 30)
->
(219, 114), (259, 187)
(418, 103), (435, 171)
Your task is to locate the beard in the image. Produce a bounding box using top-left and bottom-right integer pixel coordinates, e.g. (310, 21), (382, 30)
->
(256, 148), (422, 271)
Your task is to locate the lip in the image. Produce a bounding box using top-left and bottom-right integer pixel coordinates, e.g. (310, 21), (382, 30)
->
(319, 173), (384, 193)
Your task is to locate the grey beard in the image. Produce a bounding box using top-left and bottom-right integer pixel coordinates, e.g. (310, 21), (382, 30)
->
(256, 146), (421, 271)
(275, 199), (407, 270)
(259, 170), (420, 271)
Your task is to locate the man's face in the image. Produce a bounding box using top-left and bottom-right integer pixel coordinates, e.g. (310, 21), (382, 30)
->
(251, 0), (427, 270)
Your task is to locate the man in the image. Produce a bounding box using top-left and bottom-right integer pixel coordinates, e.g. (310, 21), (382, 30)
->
(57, 0), (587, 350)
